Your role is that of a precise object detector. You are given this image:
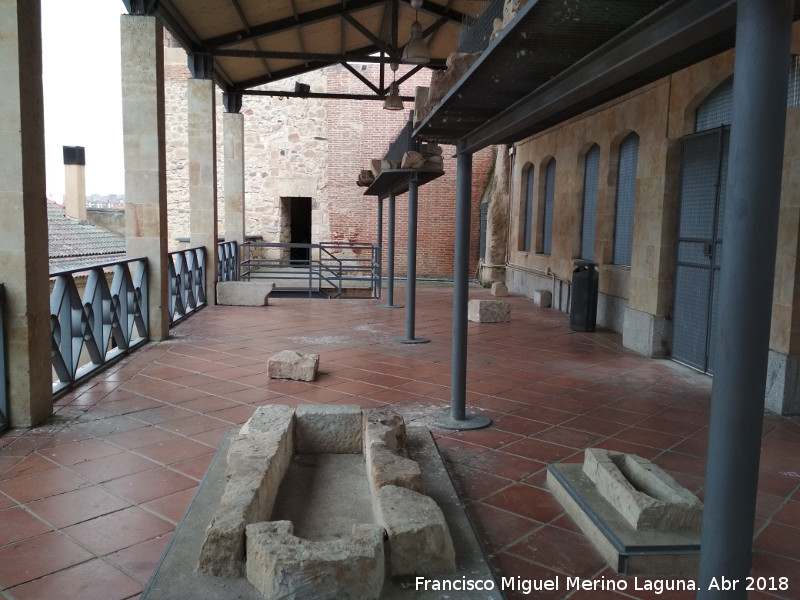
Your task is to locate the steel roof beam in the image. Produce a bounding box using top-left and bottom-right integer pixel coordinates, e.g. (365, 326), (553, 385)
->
(453, 0), (738, 153)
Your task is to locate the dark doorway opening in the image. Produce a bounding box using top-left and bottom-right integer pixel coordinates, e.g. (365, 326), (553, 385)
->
(289, 197), (312, 266)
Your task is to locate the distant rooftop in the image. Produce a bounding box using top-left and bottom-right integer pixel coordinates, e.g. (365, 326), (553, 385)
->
(47, 201), (126, 273)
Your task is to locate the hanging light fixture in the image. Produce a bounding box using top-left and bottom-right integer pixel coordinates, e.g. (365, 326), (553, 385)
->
(384, 63), (404, 110)
(402, 0), (429, 65)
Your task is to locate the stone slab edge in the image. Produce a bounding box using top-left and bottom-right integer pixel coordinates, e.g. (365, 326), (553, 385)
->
(546, 463), (700, 577)
(142, 427), (501, 599)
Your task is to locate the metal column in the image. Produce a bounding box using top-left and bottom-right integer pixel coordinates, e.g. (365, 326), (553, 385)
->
(697, 1), (793, 597)
(378, 193), (402, 308)
(376, 197), (383, 300)
(434, 151), (490, 430)
(394, 178), (429, 343)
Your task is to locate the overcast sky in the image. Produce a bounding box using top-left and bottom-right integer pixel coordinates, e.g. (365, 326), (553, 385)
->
(42, 0), (126, 202)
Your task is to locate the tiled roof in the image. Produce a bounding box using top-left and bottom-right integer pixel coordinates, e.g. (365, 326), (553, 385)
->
(48, 201), (126, 273)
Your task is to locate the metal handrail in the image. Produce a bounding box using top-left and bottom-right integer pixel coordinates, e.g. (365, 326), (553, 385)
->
(168, 246), (206, 325)
(240, 242), (380, 298)
(50, 257), (149, 395)
(0, 283), (7, 430)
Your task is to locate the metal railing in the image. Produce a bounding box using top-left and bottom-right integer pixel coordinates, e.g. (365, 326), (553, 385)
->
(168, 246), (206, 325)
(240, 242), (380, 299)
(51, 258), (149, 395)
(1, 284), (7, 430)
(217, 240), (239, 282)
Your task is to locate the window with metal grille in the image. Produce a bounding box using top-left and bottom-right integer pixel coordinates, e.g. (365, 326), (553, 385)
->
(522, 164), (534, 251)
(788, 54), (800, 108)
(581, 145), (600, 260)
(541, 159), (556, 255)
(613, 133), (639, 266)
(697, 56), (800, 132)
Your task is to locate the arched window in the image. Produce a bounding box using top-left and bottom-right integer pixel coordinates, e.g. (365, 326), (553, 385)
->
(696, 76), (733, 132)
(613, 133), (639, 266)
(581, 145), (600, 260)
(541, 159), (556, 255)
(522, 164), (534, 252)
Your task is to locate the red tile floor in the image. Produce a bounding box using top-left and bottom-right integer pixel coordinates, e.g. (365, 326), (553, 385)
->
(1, 286), (799, 599)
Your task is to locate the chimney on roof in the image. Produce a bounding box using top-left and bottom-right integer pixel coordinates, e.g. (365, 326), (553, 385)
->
(63, 146), (87, 221)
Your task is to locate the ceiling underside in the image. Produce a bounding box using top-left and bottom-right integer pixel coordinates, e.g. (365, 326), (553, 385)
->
(414, 0), (800, 152)
(153, 0), (489, 91)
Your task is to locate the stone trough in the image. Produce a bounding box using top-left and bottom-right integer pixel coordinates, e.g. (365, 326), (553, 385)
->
(548, 448), (704, 576)
(142, 405), (499, 600)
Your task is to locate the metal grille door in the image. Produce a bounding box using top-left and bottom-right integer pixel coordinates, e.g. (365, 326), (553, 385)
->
(672, 127), (729, 372)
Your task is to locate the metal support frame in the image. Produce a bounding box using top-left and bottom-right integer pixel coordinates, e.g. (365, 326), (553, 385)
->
(394, 178), (429, 343)
(696, 1), (793, 596)
(378, 193), (402, 308)
(433, 151), (490, 430)
(376, 197), (383, 300)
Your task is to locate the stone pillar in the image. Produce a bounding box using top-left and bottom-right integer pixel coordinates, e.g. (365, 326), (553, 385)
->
(223, 92), (245, 247)
(0, 0), (52, 426)
(188, 53), (218, 304)
(63, 146), (87, 221)
(121, 13), (170, 340)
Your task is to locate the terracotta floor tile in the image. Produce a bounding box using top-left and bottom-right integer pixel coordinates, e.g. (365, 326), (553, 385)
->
(0, 453), (56, 480)
(38, 439), (122, 466)
(0, 530), (94, 588)
(141, 487), (196, 524)
(465, 502), (540, 554)
(508, 524), (606, 578)
(772, 500), (800, 527)
(102, 466), (197, 504)
(0, 467), (89, 504)
(103, 426), (180, 450)
(27, 485), (131, 528)
(8, 557), (142, 600)
(534, 425), (606, 449)
(136, 436), (214, 467)
(464, 450), (546, 482)
(63, 506), (173, 556)
(490, 552), (565, 600)
(434, 437), (490, 464)
(754, 521), (800, 559)
(447, 462), (512, 502)
(70, 451), (160, 484)
(106, 535), (171, 584)
(483, 482), (564, 523)
(502, 437), (580, 464)
(0, 506), (53, 545)
(448, 426), (522, 450)
(171, 452), (215, 481)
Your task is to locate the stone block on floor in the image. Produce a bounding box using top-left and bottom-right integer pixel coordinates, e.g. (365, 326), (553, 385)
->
(533, 289), (552, 308)
(268, 350), (319, 381)
(216, 281), (274, 306)
(467, 299), (511, 323)
(490, 282), (508, 297)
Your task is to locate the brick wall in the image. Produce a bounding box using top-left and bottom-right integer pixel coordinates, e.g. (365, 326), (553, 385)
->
(164, 53), (494, 277)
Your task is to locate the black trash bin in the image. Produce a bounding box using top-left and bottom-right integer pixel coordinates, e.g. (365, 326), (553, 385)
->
(570, 260), (598, 332)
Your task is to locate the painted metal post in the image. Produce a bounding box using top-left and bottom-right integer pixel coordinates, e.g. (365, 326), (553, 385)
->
(433, 151), (490, 430)
(376, 197), (383, 300)
(696, 1), (793, 597)
(395, 178), (429, 343)
(379, 193), (402, 308)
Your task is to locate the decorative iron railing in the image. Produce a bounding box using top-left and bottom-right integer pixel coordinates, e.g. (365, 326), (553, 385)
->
(0, 284), (7, 430)
(217, 240), (239, 282)
(168, 246), (206, 325)
(50, 258), (149, 395)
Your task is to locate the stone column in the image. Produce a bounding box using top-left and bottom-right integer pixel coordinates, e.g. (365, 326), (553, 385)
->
(188, 53), (218, 304)
(121, 13), (170, 340)
(0, 0), (52, 426)
(223, 92), (245, 247)
(63, 146), (87, 221)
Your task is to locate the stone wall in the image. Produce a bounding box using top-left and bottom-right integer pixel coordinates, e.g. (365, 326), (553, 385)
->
(163, 49), (494, 277)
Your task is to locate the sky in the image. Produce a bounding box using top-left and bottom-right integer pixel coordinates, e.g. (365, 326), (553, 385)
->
(41, 0), (126, 202)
